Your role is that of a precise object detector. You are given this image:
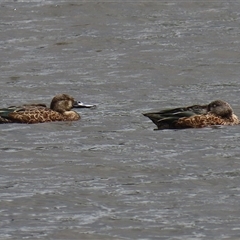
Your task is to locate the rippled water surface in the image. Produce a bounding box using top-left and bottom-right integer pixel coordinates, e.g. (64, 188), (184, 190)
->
(1, 1), (240, 239)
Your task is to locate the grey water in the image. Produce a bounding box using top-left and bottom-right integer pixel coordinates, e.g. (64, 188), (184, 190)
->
(1, 1), (240, 239)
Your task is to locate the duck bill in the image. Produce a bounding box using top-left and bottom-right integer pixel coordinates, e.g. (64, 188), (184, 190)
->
(73, 101), (96, 108)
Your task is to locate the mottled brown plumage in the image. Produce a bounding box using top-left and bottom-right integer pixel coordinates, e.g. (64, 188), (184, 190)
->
(175, 112), (238, 128)
(0, 94), (81, 124)
(143, 100), (239, 130)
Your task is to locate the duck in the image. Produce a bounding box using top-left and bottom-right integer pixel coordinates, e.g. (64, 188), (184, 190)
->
(0, 94), (95, 124)
(143, 100), (239, 130)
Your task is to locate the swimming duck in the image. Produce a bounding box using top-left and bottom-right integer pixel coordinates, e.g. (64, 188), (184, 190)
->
(0, 94), (95, 124)
(143, 100), (239, 130)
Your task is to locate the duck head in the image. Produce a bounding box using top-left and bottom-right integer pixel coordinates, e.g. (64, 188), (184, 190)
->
(207, 100), (233, 118)
(50, 94), (75, 113)
(50, 94), (96, 113)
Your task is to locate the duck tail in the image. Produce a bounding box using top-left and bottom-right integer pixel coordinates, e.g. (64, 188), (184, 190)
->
(0, 107), (18, 117)
(143, 110), (195, 130)
(0, 106), (24, 123)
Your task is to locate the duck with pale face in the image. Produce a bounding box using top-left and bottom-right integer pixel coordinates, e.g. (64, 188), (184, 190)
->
(0, 94), (96, 124)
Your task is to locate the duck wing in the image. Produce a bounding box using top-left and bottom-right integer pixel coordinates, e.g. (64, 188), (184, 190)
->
(0, 105), (56, 124)
(143, 104), (208, 129)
